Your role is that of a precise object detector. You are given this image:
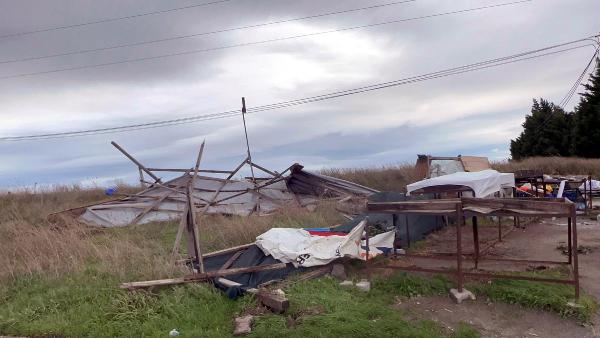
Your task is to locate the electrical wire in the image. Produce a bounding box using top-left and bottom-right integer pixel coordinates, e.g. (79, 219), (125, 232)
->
(0, 0), (533, 80)
(532, 46), (599, 132)
(0, 0), (418, 65)
(1, 34), (596, 142)
(0, 0), (237, 40)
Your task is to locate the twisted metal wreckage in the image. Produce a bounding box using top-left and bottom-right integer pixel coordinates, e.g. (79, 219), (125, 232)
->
(60, 140), (383, 313)
(74, 141), (378, 228)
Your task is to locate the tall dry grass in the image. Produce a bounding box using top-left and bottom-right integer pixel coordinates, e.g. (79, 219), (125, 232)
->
(5, 156), (599, 283)
(0, 185), (344, 283)
(492, 157), (600, 177)
(321, 163), (419, 192)
(0, 186), (181, 282)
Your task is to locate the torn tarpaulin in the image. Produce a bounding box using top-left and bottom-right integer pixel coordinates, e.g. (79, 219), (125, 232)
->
(255, 220), (394, 267)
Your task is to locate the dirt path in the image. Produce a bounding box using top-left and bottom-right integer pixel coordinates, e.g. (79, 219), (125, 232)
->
(395, 296), (595, 338)
(390, 215), (600, 337)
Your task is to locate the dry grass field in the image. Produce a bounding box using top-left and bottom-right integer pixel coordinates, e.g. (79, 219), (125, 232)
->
(1, 156), (599, 337)
(3, 156), (600, 283)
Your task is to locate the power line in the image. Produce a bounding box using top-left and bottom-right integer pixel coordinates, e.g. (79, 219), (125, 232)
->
(533, 46), (599, 132)
(0, 0), (417, 65)
(1, 34), (596, 142)
(0, 0), (237, 40)
(0, 0), (532, 80)
(559, 48), (599, 108)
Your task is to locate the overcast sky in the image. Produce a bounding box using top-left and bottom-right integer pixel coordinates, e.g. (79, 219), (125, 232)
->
(0, 0), (598, 189)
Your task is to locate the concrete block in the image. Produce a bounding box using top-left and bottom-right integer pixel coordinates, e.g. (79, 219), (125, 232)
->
(233, 315), (254, 336)
(331, 264), (347, 280)
(449, 288), (476, 304)
(355, 279), (371, 292)
(339, 280), (354, 287)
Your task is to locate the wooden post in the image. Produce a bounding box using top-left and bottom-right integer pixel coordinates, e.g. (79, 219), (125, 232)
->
(187, 185), (205, 273)
(138, 167), (146, 189)
(588, 176), (593, 210)
(111, 141), (161, 183)
(568, 217), (572, 265)
(364, 218), (370, 260)
(187, 142), (206, 273)
(472, 216), (480, 269)
(171, 156), (248, 260)
(392, 213), (398, 254)
(405, 214), (410, 248)
(456, 203), (464, 292)
(572, 204), (580, 299)
(498, 216), (502, 241)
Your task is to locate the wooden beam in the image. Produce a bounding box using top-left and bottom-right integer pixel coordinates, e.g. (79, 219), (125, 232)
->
(171, 202), (189, 258)
(184, 262), (288, 281)
(111, 141), (161, 182)
(204, 243), (253, 258)
(171, 152), (245, 265)
(248, 160), (279, 177)
(147, 168), (234, 174)
(130, 192), (172, 225)
(220, 250), (244, 270)
(188, 141), (206, 273)
(121, 262), (288, 290)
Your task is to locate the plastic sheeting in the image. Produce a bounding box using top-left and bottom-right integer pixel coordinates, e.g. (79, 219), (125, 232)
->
(407, 169), (515, 198)
(255, 220), (394, 267)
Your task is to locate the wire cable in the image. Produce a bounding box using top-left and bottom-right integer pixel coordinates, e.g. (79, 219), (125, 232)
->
(0, 0), (237, 40)
(0, 0), (417, 65)
(0, 0), (533, 80)
(1, 35), (596, 142)
(532, 46), (599, 132)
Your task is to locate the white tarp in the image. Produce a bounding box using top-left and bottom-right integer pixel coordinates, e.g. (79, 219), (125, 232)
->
(407, 169), (515, 198)
(579, 180), (600, 191)
(255, 220), (395, 267)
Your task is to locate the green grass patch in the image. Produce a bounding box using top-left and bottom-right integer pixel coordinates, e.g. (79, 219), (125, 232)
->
(468, 269), (598, 323)
(0, 268), (251, 338)
(0, 271), (456, 338)
(251, 276), (448, 338)
(452, 322), (480, 338)
(3, 266), (597, 337)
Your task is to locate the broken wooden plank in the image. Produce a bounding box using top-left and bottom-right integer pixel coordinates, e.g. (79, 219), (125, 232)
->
(248, 160), (279, 177)
(130, 192), (172, 225)
(188, 142), (206, 273)
(184, 263), (288, 282)
(111, 141), (161, 182)
(171, 202), (189, 258)
(220, 250), (244, 270)
(147, 168), (234, 174)
(121, 262), (288, 290)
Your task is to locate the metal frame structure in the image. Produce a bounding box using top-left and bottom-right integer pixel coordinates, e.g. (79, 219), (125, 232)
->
(514, 169), (593, 212)
(367, 197), (580, 298)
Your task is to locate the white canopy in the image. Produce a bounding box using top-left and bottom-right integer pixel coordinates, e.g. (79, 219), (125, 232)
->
(407, 169), (515, 198)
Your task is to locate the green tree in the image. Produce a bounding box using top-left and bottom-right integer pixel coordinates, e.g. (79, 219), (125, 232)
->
(510, 98), (572, 160)
(571, 59), (600, 157)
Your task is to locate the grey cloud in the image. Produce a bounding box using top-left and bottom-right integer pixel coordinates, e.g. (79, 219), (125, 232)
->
(0, 0), (598, 188)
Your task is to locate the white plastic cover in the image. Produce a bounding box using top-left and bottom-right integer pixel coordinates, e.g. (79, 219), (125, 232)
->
(255, 220), (395, 267)
(579, 180), (600, 191)
(407, 169), (515, 198)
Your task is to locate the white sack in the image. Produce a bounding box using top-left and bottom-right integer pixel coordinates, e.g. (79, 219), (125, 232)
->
(255, 220), (394, 267)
